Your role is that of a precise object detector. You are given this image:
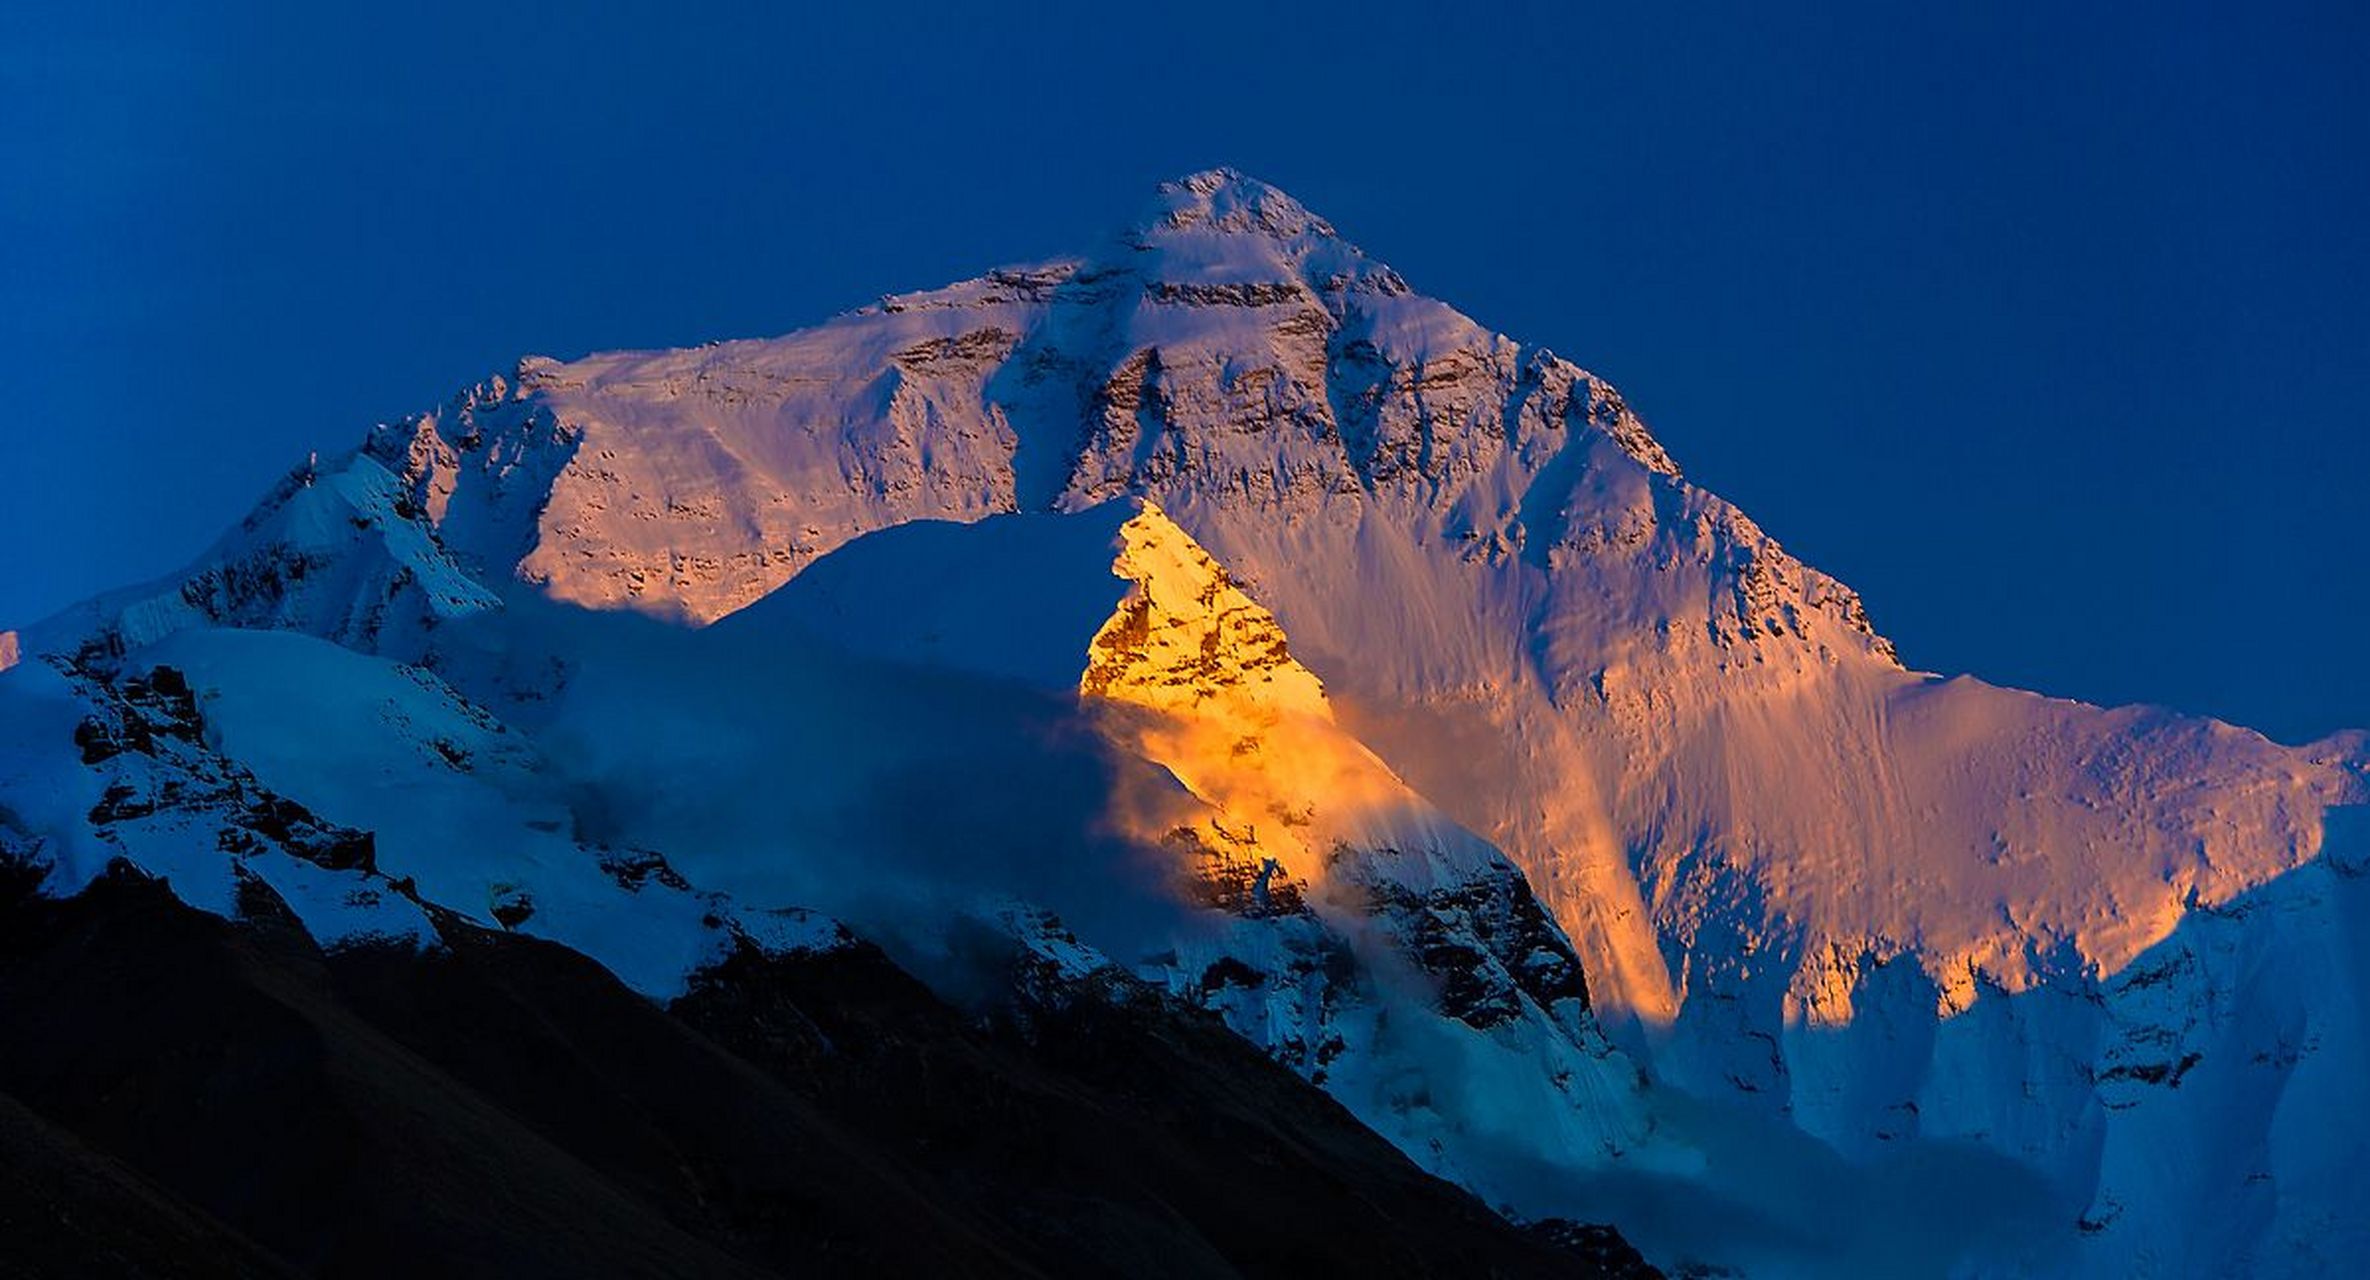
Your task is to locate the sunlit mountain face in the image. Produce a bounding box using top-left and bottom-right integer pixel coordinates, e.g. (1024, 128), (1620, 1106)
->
(4, 171), (2365, 1278)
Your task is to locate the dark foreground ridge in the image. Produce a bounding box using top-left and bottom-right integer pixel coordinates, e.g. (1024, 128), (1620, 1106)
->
(0, 860), (1656, 1278)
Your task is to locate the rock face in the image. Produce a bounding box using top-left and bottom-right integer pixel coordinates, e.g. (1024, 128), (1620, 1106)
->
(6, 168), (2368, 1275)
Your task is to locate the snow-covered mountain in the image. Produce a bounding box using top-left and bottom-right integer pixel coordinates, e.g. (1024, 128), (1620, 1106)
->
(5, 169), (2365, 1276)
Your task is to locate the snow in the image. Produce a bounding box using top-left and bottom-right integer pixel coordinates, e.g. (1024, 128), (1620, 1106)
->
(238, 847), (438, 950)
(0, 652), (438, 948)
(0, 661), (121, 893)
(326, 159), (2349, 1034)
(5, 167), (2367, 1276)
(730, 905), (853, 957)
(726, 503), (1139, 688)
(14, 452), (500, 670)
(140, 628), (740, 996)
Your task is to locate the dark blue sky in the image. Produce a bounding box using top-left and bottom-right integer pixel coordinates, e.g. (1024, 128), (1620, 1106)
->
(6, 2), (2365, 742)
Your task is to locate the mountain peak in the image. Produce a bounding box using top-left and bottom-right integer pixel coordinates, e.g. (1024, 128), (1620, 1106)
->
(1109, 168), (1401, 304)
(1138, 168), (1337, 242)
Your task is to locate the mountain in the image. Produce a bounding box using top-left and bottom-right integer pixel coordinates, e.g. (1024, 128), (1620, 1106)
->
(4, 169), (2365, 1276)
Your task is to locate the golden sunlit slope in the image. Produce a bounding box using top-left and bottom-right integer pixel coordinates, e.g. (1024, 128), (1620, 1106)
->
(1083, 500), (1382, 889)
